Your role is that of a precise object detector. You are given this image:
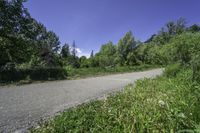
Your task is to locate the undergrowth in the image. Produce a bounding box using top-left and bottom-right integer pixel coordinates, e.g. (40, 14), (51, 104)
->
(67, 64), (158, 79)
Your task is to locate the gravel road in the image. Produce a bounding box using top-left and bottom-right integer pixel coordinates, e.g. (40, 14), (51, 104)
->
(0, 68), (163, 132)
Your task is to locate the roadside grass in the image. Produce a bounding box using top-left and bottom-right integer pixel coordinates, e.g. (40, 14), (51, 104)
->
(67, 64), (160, 79)
(32, 68), (200, 133)
(0, 64), (159, 86)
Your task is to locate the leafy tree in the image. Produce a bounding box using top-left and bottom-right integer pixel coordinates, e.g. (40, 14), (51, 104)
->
(89, 50), (97, 67)
(68, 41), (80, 68)
(95, 41), (116, 67)
(175, 18), (187, 34)
(61, 43), (71, 58)
(188, 24), (200, 33)
(0, 0), (33, 65)
(79, 56), (89, 68)
(116, 31), (137, 66)
(165, 18), (186, 35)
(166, 21), (176, 35)
(126, 51), (137, 66)
(152, 18), (187, 45)
(99, 41), (116, 56)
(71, 41), (77, 58)
(0, 0), (61, 67)
(144, 34), (156, 43)
(38, 30), (61, 66)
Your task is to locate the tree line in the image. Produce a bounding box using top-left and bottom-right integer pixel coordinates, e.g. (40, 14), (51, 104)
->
(1, 0), (200, 82)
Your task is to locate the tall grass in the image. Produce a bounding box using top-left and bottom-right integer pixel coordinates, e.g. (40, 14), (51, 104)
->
(67, 64), (158, 79)
(0, 64), (157, 86)
(32, 68), (200, 133)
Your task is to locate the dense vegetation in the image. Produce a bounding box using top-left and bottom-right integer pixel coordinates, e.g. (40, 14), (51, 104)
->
(1, 0), (200, 83)
(67, 64), (159, 80)
(0, 0), (152, 83)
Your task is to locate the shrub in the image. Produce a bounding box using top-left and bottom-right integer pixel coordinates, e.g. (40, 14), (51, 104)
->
(0, 62), (20, 82)
(30, 67), (67, 80)
(0, 66), (67, 83)
(191, 54), (200, 82)
(164, 63), (181, 77)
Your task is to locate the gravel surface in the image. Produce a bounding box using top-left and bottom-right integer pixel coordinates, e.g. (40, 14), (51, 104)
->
(0, 68), (163, 132)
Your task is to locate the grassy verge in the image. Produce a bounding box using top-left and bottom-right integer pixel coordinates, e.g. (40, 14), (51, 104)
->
(32, 68), (200, 133)
(0, 64), (159, 86)
(67, 64), (160, 79)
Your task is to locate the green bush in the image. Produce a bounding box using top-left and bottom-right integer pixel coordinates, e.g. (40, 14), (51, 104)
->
(67, 65), (157, 79)
(0, 62), (23, 82)
(29, 67), (67, 80)
(0, 66), (67, 83)
(191, 54), (200, 82)
(164, 63), (181, 77)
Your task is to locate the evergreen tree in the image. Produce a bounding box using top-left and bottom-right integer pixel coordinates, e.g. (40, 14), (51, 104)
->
(90, 50), (94, 58)
(71, 41), (77, 58)
(61, 43), (71, 58)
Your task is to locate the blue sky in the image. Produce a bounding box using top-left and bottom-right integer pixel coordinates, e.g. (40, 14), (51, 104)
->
(25, 0), (200, 57)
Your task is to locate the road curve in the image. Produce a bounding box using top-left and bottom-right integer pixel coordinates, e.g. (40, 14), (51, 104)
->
(0, 68), (163, 132)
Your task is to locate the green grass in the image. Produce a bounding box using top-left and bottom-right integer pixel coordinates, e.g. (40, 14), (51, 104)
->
(0, 64), (158, 86)
(32, 68), (200, 133)
(67, 64), (159, 79)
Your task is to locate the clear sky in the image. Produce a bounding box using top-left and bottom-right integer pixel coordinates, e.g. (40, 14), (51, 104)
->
(25, 0), (200, 57)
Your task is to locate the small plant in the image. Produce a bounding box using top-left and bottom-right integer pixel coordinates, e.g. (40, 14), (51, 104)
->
(164, 63), (181, 77)
(191, 54), (200, 81)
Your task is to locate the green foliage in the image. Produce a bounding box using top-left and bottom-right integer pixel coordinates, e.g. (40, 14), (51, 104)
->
(137, 32), (200, 75)
(61, 43), (70, 58)
(60, 42), (80, 68)
(116, 31), (137, 66)
(126, 51), (137, 66)
(95, 41), (116, 67)
(0, 66), (67, 83)
(191, 53), (200, 81)
(164, 63), (181, 77)
(0, 0), (61, 69)
(79, 56), (89, 68)
(28, 67), (67, 80)
(90, 50), (94, 58)
(151, 18), (187, 45)
(0, 37), (12, 66)
(67, 65), (157, 79)
(32, 69), (200, 132)
(0, 62), (19, 82)
(188, 24), (200, 33)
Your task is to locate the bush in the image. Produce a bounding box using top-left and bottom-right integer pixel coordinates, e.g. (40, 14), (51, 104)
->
(191, 54), (200, 82)
(0, 63), (20, 82)
(0, 66), (67, 83)
(29, 67), (67, 80)
(164, 63), (181, 77)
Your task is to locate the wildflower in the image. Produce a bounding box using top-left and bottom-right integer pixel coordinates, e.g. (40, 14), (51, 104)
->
(158, 100), (165, 107)
(178, 113), (186, 118)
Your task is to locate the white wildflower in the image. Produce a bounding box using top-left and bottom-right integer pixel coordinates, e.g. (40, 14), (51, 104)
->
(178, 113), (186, 118)
(158, 100), (165, 107)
